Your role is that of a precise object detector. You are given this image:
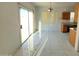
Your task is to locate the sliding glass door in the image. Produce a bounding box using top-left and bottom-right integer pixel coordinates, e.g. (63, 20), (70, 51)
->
(28, 11), (33, 35)
(20, 8), (29, 43)
(20, 8), (34, 43)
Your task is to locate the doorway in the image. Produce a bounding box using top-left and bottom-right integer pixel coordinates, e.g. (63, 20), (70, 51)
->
(19, 8), (33, 43)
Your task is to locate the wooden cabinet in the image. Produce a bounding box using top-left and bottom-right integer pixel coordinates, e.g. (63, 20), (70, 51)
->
(61, 12), (70, 32)
(62, 12), (70, 20)
(74, 4), (79, 22)
(61, 23), (68, 32)
(69, 28), (76, 47)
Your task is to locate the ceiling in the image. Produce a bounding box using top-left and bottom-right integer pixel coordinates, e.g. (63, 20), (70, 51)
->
(32, 2), (77, 8)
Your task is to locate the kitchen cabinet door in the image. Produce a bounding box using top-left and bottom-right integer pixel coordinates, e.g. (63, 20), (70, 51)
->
(62, 12), (70, 20)
(69, 28), (76, 47)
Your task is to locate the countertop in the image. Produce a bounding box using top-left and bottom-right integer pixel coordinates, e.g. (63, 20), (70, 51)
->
(70, 28), (77, 32)
(63, 22), (77, 28)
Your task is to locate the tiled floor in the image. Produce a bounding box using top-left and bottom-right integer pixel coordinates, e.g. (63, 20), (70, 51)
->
(14, 30), (48, 56)
(14, 20), (79, 56)
(38, 31), (79, 56)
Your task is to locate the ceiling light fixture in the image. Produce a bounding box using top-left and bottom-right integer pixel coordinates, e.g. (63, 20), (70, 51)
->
(48, 2), (53, 12)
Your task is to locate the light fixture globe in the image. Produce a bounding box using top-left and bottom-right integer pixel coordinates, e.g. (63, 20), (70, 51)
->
(48, 8), (53, 12)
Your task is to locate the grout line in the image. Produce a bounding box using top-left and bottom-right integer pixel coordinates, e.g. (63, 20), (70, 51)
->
(32, 39), (44, 56)
(36, 38), (48, 56)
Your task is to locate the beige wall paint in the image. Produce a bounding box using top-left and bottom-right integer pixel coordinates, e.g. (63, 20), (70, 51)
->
(39, 11), (62, 28)
(41, 12), (49, 24)
(0, 3), (21, 55)
(41, 11), (57, 25)
(38, 7), (74, 19)
(34, 7), (40, 31)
